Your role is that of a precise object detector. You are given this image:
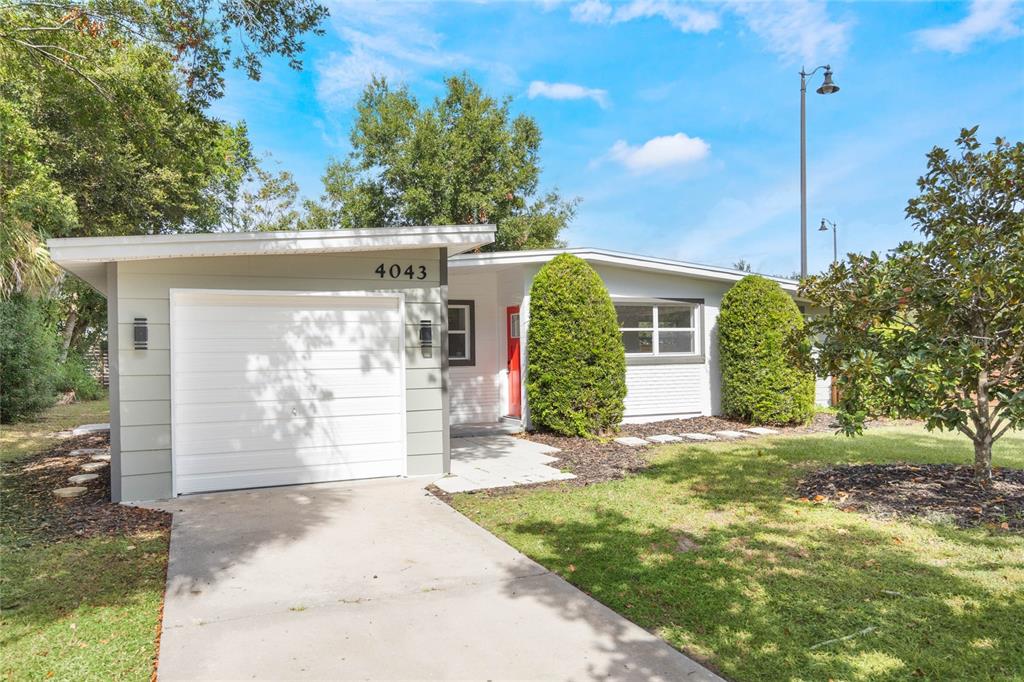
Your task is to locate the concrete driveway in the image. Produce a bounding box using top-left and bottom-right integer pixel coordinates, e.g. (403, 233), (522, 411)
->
(148, 478), (721, 681)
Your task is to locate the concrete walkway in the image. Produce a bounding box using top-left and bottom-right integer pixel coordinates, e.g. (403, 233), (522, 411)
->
(147, 478), (721, 681)
(435, 435), (575, 493)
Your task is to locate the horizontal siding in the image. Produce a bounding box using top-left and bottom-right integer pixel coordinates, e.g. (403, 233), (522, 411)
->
(450, 368), (501, 424)
(815, 376), (832, 407)
(623, 364), (705, 418)
(113, 250), (446, 500)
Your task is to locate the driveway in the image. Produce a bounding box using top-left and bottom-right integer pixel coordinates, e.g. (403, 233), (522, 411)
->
(148, 477), (721, 681)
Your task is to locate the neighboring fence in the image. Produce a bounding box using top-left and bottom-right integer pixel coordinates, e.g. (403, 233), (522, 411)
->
(85, 342), (110, 387)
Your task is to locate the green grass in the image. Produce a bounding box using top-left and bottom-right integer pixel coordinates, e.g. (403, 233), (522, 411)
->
(1, 396), (109, 463)
(455, 425), (1024, 681)
(1, 398), (168, 681)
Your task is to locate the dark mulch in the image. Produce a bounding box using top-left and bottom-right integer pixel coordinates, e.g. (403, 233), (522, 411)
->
(1, 432), (170, 544)
(515, 412), (847, 489)
(796, 463), (1024, 530)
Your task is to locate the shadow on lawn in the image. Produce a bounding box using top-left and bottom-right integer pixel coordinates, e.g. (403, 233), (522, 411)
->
(503, 508), (1022, 681)
(492, 433), (1024, 680)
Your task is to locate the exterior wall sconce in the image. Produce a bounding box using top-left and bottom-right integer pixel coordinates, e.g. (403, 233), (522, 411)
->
(419, 320), (433, 349)
(133, 317), (148, 350)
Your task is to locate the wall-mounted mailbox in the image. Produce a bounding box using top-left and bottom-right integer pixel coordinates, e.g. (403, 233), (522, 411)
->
(419, 320), (432, 349)
(133, 317), (148, 350)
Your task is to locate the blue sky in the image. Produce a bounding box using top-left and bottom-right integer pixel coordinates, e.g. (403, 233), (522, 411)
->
(210, 0), (1024, 276)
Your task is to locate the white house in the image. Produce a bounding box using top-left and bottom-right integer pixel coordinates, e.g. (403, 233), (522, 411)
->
(49, 225), (827, 502)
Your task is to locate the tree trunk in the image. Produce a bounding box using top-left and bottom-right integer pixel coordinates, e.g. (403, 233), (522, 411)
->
(59, 309), (78, 362)
(973, 437), (993, 484)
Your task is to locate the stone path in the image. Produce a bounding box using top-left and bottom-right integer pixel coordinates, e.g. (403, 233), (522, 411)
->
(614, 426), (782, 448)
(52, 431), (110, 497)
(435, 436), (575, 493)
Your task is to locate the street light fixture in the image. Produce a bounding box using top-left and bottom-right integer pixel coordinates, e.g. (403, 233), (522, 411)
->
(800, 65), (840, 278)
(819, 218), (838, 265)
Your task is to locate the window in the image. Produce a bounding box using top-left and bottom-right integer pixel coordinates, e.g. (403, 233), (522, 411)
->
(448, 300), (475, 366)
(615, 301), (699, 356)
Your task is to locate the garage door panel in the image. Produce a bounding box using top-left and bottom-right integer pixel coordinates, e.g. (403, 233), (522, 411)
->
(175, 412), (401, 455)
(176, 442), (403, 476)
(174, 304), (399, 325)
(174, 367), (399, 394)
(174, 347), (401, 374)
(172, 291), (406, 494)
(177, 460), (403, 494)
(173, 326), (402, 352)
(175, 396), (402, 425)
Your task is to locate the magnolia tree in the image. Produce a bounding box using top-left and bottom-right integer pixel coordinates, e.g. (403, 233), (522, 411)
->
(801, 128), (1023, 483)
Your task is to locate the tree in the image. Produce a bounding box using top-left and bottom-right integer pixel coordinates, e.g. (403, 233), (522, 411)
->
(801, 128), (1023, 483)
(227, 161), (303, 232)
(0, 294), (59, 422)
(526, 254), (626, 436)
(305, 74), (578, 249)
(719, 275), (815, 425)
(0, 0), (327, 106)
(733, 259), (753, 273)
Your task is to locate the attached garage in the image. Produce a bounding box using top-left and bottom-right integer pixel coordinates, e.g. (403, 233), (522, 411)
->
(48, 225), (496, 502)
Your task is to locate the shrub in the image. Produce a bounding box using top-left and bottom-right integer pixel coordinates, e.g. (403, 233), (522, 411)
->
(526, 254), (626, 436)
(55, 352), (104, 401)
(0, 295), (58, 423)
(718, 275), (815, 425)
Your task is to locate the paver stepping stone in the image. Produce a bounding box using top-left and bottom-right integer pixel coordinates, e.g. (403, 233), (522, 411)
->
(68, 473), (99, 485)
(90, 453), (111, 462)
(614, 437), (651, 447)
(712, 430), (749, 439)
(647, 434), (682, 443)
(744, 427), (779, 435)
(53, 486), (88, 498)
(72, 423), (109, 436)
(69, 448), (108, 458)
(80, 461), (108, 473)
(681, 433), (717, 441)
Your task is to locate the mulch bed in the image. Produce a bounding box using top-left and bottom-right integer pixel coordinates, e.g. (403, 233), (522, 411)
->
(796, 463), (1024, 530)
(515, 412), (846, 489)
(1, 431), (170, 544)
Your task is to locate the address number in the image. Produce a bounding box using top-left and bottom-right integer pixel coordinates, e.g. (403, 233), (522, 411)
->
(375, 263), (427, 280)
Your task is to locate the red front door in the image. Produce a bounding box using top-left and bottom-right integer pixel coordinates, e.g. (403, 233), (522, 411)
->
(506, 306), (521, 418)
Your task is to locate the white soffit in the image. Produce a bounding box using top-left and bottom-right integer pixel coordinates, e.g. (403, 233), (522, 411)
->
(48, 225), (496, 294)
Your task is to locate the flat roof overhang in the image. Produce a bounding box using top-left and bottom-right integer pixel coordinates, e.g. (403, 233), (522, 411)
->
(48, 225), (496, 294)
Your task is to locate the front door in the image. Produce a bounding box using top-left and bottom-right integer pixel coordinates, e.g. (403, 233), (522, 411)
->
(506, 306), (521, 418)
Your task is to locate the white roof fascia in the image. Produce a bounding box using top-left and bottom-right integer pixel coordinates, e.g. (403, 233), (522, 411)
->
(449, 247), (799, 292)
(48, 225), (496, 295)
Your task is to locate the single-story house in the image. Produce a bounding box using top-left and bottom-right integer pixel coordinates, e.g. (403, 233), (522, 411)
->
(48, 225), (829, 502)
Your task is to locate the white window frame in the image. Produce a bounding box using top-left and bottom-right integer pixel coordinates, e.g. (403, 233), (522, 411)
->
(615, 299), (700, 357)
(447, 300), (475, 366)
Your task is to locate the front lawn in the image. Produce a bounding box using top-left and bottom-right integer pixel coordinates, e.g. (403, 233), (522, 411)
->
(454, 425), (1024, 681)
(1, 399), (169, 681)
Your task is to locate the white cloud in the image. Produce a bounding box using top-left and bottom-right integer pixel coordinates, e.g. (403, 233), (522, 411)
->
(606, 133), (710, 172)
(914, 0), (1021, 53)
(315, 0), (515, 108)
(730, 1), (852, 64)
(527, 80), (609, 107)
(571, 0), (720, 33)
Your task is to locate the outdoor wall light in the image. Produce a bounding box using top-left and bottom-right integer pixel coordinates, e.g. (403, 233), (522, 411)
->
(133, 317), (148, 350)
(419, 320), (433, 349)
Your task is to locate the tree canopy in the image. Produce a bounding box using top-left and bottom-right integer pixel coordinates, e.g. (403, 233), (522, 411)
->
(801, 127), (1023, 482)
(305, 74), (578, 250)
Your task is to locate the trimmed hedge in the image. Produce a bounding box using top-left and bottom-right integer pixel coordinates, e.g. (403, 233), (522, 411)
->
(1, 295), (58, 423)
(526, 254), (626, 436)
(718, 275), (815, 425)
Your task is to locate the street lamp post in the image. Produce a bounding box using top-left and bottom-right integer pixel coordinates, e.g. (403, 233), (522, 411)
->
(800, 65), (839, 278)
(819, 218), (838, 265)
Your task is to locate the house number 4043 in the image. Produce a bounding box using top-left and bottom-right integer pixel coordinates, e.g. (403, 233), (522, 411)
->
(375, 263), (427, 280)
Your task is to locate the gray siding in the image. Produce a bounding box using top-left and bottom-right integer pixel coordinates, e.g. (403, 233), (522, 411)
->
(112, 250), (446, 501)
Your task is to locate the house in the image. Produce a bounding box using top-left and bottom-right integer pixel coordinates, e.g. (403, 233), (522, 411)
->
(48, 225), (828, 503)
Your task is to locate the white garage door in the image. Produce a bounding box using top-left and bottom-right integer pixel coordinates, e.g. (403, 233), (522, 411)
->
(170, 290), (405, 495)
